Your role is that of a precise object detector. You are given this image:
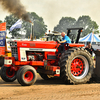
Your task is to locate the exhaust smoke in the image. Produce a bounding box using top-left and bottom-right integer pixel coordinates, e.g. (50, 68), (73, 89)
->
(0, 0), (31, 22)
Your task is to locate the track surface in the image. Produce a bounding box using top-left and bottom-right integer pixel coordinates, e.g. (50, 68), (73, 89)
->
(0, 72), (100, 100)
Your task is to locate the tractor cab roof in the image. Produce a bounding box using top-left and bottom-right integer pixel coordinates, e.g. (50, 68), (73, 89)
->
(67, 28), (83, 30)
(67, 28), (83, 43)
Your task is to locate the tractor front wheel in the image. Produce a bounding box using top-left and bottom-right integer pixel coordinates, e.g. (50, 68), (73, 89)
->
(1, 66), (16, 82)
(17, 66), (37, 86)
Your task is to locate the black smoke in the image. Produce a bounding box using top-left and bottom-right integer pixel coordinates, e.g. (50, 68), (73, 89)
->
(0, 0), (30, 22)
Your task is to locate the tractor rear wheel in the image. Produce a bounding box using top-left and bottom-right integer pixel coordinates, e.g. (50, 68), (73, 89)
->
(1, 66), (16, 82)
(60, 47), (94, 84)
(17, 66), (37, 86)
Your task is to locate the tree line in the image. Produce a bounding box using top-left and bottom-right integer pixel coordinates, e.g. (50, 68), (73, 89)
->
(54, 16), (99, 38)
(0, 12), (99, 39)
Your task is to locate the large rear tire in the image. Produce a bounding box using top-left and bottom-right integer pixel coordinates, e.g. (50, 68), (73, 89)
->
(17, 65), (37, 86)
(60, 47), (94, 84)
(1, 66), (16, 82)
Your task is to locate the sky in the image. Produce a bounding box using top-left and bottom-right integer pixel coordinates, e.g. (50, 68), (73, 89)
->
(0, 0), (100, 31)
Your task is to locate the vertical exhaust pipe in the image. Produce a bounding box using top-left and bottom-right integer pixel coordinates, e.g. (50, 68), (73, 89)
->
(31, 23), (34, 41)
(29, 20), (34, 41)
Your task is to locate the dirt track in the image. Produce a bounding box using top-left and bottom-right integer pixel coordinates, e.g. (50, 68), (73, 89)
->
(0, 73), (100, 100)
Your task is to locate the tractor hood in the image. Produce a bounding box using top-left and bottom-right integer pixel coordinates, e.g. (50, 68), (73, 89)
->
(10, 40), (84, 50)
(16, 41), (58, 49)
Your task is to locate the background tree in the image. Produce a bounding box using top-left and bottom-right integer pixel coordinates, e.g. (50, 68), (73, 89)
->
(54, 15), (99, 39)
(23, 12), (47, 39)
(75, 15), (99, 37)
(4, 15), (21, 37)
(4, 12), (47, 38)
(54, 17), (76, 33)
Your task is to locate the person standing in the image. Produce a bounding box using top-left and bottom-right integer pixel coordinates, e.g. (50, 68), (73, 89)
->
(85, 42), (94, 55)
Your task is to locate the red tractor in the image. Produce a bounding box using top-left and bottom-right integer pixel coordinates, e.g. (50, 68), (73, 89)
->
(0, 28), (94, 86)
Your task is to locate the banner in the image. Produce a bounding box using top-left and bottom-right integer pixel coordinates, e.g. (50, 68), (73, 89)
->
(0, 22), (6, 31)
(10, 19), (22, 31)
(0, 22), (6, 55)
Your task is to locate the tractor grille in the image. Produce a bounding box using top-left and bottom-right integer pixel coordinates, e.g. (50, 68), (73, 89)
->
(11, 47), (18, 60)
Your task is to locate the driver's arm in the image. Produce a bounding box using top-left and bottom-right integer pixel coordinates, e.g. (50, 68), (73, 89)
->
(58, 40), (66, 43)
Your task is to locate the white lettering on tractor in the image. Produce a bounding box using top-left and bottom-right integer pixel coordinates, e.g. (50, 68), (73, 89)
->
(22, 43), (27, 46)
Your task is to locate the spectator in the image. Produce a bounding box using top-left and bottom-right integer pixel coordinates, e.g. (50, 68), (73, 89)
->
(85, 42), (94, 55)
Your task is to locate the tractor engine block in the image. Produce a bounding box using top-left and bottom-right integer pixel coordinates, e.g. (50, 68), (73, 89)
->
(27, 52), (43, 61)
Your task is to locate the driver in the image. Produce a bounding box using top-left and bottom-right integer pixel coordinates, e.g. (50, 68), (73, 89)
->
(57, 32), (71, 57)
